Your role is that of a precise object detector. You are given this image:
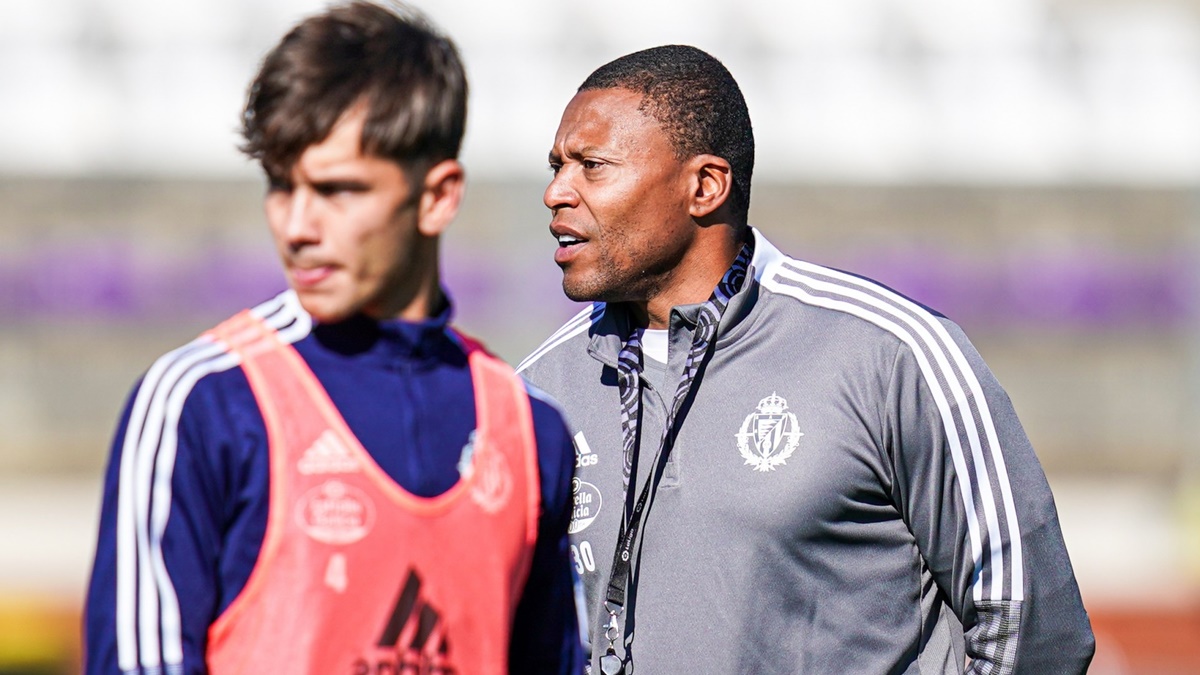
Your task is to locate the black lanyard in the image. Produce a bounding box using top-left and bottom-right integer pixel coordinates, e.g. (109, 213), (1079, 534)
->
(598, 240), (753, 674)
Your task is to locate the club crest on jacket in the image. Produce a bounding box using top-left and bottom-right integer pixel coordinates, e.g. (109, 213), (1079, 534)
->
(736, 392), (803, 472)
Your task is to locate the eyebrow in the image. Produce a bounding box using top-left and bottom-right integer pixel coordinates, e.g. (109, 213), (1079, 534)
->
(548, 145), (609, 163)
(311, 178), (372, 193)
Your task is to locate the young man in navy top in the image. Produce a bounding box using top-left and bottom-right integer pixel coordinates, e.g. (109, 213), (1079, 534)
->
(84, 3), (583, 673)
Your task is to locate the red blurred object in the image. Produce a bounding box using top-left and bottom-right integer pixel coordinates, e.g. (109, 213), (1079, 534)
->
(1088, 605), (1200, 675)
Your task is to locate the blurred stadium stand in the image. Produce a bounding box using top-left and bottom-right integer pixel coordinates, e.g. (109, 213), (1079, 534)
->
(1, 0), (1199, 672)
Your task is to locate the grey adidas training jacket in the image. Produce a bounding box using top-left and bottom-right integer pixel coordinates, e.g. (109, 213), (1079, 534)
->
(518, 228), (1093, 674)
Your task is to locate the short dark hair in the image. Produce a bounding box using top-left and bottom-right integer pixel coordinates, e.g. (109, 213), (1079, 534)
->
(580, 45), (754, 223)
(241, 0), (467, 178)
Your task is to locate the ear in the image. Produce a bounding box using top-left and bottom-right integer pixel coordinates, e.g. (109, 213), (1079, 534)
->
(415, 159), (465, 237)
(687, 154), (733, 220)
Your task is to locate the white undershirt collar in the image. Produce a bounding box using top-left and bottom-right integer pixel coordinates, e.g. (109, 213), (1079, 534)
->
(641, 328), (668, 365)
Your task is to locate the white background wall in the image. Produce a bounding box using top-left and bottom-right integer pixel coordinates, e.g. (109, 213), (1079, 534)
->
(2, 0), (1199, 184)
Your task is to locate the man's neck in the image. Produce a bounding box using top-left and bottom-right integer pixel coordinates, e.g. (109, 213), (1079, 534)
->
(639, 225), (745, 329)
(368, 250), (444, 323)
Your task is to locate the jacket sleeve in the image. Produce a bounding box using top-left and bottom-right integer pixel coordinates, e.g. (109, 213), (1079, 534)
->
(884, 323), (1094, 674)
(84, 357), (252, 675)
(507, 386), (586, 674)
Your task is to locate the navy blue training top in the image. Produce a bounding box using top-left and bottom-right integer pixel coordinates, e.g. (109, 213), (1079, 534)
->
(83, 290), (583, 674)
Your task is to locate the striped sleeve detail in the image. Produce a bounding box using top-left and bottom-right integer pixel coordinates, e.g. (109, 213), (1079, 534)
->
(967, 600), (1023, 674)
(515, 303), (603, 374)
(114, 291), (311, 673)
(761, 260), (1023, 607)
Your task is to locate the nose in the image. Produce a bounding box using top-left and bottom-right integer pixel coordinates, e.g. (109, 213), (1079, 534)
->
(275, 188), (320, 251)
(543, 168), (578, 212)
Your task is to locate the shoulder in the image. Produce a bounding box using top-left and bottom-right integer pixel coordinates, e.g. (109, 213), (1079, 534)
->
(515, 303), (604, 378)
(105, 292), (313, 550)
(128, 292), (314, 440)
(753, 233), (962, 351)
(753, 233), (997, 396)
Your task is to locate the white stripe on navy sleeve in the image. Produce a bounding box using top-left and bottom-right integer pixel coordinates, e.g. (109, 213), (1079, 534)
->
(115, 292), (311, 672)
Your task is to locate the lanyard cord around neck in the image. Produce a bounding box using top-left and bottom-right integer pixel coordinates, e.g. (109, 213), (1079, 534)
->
(599, 239), (753, 669)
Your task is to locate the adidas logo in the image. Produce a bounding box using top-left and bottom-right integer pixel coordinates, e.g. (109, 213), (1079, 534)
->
(353, 569), (456, 674)
(574, 431), (598, 468)
(298, 430), (359, 475)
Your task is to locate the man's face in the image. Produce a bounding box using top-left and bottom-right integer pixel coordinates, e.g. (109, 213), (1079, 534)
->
(264, 107), (425, 323)
(544, 87), (696, 304)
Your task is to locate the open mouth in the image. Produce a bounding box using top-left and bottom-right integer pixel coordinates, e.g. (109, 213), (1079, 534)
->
(552, 229), (588, 265)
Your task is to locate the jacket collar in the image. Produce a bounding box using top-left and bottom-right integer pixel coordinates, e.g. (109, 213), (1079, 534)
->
(586, 226), (782, 368)
(308, 289), (462, 364)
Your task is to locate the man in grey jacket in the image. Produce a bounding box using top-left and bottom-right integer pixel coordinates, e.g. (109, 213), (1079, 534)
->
(518, 44), (1094, 674)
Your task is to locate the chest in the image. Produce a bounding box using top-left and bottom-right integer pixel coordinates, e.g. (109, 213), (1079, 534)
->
(568, 339), (901, 546)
